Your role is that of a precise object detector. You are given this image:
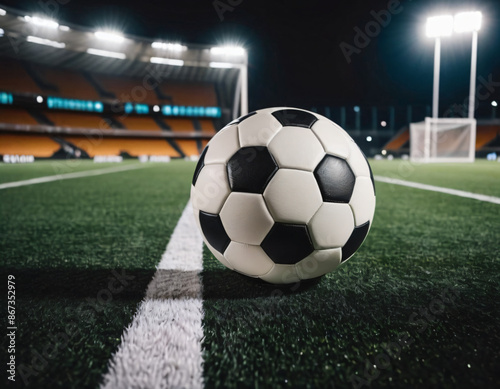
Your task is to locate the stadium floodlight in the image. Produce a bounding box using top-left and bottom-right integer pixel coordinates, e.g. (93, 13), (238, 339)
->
(150, 57), (184, 66)
(454, 11), (482, 33)
(454, 11), (482, 119)
(27, 36), (66, 49)
(426, 15), (453, 38)
(24, 15), (59, 29)
(0, 8), (6, 16)
(152, 42), (187, 51)
(86, 48), (126, 60)
(210, 46), (245, 56)
(209, 61), (234, 68)
(426, 15), (453, 118)
(94, 30), (125, 43)
(59, 25), (70, 32)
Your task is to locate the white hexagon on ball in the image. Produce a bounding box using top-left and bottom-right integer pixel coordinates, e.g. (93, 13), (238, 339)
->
(268, 127), (325, 171)
(308, 203), (355, 249)
(349, 177), (376, 226)
(263, 169), (322, 224)
(191, 164), (231, 214)
(220, 192), (274, 245)
(238, 112), (282, 147)
(203, 125), (240, 165)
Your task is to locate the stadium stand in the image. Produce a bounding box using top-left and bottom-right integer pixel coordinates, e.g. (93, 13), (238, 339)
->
(92, 74), (159, 104)
(0, 8), (245, 161)
(475, 125), (499, 149)
(384, 126), (410, 152)
(40, 67), (101, 100)
(0, 134), (60, 157)
(118, 116), (162, 131)
(62, 136), (180, 158)
(0, 108), (39, 125)
(0, 59), (42, 95)
(45, 112), (111, 129)
(159, 82), (218, 106)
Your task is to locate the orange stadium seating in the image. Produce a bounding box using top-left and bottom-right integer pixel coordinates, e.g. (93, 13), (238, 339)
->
(93, 74), (160, 104)
(40, 67), (100, 101)
(476, 125), (499, 149)
(0, 59), (42, 95)
(118, 116), (161, 131)
(0, 134), (60, 157)
(384, 127), (409, 151)
(165, 118), (195, 132)
(0, 56), (218, 159)
(63, 136), (180, 157)
(159, 82), (217, 106)
(45, 112), (112, 129)
(0, 108), (39, 125)
(198, 119), (216, 133)
(176, 140), (200, 157)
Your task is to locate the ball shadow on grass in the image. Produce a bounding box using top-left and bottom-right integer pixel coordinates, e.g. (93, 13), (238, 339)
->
(201, 267), (323, 300)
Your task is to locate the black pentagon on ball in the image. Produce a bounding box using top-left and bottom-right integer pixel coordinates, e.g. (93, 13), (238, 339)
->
(227, 146), (278, 194)
(314, 155), (356, 203)
(192, 146), (208, 186)
(271, 109), (318, 128)
(357, 145), (376, 195)
(341, 221), (370, 262)
(227, 111), (257, 126)
(199, 211), (230, 254)
(261, 223), (314, 265)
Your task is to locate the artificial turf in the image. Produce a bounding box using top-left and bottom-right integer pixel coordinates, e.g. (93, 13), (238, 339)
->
(201, 160), (500, 388)
(1, 160), (195, 388)
(1, 159), (499, 388)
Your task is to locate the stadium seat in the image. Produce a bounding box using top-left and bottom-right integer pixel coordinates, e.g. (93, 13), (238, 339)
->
(63, 136), (181, 157)
(476, 125), (499, 149)
(0, 108), (39, 125)
(165, 118), (195, 132)
(40, 67), (100, 100)
(0, 134), (60, 157)
(119, 116), (162, 131)
(45, 112), (111, 129)
(93, 74), (160, 105)
(159, 82), (217, 106)
(198, 119), (216, 133)
(0, 58), (42, 95)
(384, 127), (409, 151)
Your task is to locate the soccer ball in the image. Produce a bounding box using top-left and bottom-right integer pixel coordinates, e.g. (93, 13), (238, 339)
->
(191, 107), (375, 284)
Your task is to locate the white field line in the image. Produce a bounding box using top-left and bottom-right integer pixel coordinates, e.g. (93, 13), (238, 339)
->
(374, 175), (500, 205)
(101, 202), (205, 389)
(0, 164), (147, 190)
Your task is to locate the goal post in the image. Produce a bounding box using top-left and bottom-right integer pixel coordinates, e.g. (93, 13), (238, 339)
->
(410, 117), (476, 163)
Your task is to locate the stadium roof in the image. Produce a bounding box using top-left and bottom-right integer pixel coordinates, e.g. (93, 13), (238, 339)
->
(0, 6), (243, 89)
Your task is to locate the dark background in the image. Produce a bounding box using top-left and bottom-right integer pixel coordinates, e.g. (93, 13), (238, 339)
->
(1, 0), (499, 112)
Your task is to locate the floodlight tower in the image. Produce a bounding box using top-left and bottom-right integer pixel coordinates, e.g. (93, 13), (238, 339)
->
(426, 15), (454, 118)
(454, 11), (482, 119)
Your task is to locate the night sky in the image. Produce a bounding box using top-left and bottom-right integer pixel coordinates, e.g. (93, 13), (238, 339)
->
(1, 0), (499, 112)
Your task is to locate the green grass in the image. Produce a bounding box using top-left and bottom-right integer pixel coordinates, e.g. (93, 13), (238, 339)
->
(0, 160), (143, 184)
(1, 159), (499, 388)
(0, 160), (195, 388)
(201, 161), (500, 388)
(371, 159), (500, 197)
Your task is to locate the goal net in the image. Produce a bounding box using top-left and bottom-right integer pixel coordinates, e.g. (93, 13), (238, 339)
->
(410, 117), (476, 163)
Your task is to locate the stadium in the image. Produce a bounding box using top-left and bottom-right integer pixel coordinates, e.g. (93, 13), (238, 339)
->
(1, 0), (499, 388)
